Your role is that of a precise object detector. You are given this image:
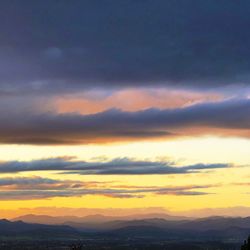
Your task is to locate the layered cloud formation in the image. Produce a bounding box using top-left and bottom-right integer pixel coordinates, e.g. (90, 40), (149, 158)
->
(0, 1), (249, 212)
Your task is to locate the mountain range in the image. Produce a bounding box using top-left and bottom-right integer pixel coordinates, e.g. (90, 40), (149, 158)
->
(3, 215), (250, 241)
(0, 219), (80, 239)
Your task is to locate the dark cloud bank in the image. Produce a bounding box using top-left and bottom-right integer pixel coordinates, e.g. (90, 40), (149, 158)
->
(0, 98), (249, 144)
(0, 0), (250, 94)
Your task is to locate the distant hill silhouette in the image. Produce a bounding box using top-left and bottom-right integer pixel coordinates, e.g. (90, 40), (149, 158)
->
(4, 216), (250, 242)
(0, 219), (80, 239)
(13, 213), (188, 224)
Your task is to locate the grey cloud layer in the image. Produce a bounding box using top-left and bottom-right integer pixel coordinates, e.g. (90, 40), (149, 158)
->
(0, 0), (250, 93)
(0, 176), (214, 200)
(0, 98), (249, 144)
(0, 158), (229, 175)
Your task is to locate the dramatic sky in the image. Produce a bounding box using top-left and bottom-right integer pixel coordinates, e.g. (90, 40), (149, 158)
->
(1, 0), (250, 218)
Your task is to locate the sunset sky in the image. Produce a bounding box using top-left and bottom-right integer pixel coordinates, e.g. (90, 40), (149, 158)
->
(1, 0), (250, 218)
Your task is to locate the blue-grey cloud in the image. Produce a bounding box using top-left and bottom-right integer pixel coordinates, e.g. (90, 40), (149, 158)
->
(0, 0), (250, 94)
(0, 158), (230, 175)
(0, 176), (104, 189)
(0, 98), (249, 144)
(0, 176), (57, 186)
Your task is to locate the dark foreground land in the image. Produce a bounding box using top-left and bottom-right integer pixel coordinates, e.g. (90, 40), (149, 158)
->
(0, 238), (241, 250)
(1, 217), (250, 249)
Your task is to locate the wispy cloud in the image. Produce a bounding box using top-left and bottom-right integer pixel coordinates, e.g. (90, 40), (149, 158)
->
(0, 176), (104, 190)
(0, 157), (230, 175)
(0, 176), (215, 200)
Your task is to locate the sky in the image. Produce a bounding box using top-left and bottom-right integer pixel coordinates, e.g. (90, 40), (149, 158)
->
(0, 0), (250, 218)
